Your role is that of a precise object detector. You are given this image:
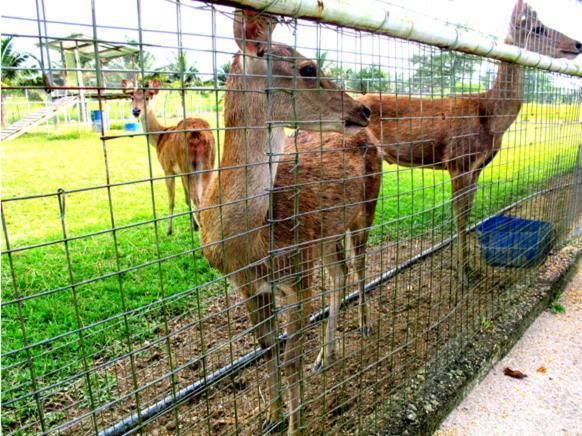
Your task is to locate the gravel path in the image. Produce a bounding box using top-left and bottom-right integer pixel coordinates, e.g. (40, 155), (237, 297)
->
(436, 260), (582, 436)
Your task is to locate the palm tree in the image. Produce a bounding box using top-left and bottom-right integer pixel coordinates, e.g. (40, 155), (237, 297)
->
(216, 61), (231, 87)
(165, 52), (201, 87)
(1, 37), (31, 85)
(2, 37), (41, 126)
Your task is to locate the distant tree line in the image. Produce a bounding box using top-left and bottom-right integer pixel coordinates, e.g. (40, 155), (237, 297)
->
(2, 36), (575, 104)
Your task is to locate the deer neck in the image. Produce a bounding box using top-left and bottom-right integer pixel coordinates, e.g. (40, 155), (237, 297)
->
(200, 62), (286, 270)
(484, 37), (525, 135)
(141, 105), (165, 147)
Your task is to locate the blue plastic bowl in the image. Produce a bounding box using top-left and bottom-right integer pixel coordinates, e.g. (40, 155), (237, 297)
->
(476, 216), (554, 267)
(124, 122), (140, 132)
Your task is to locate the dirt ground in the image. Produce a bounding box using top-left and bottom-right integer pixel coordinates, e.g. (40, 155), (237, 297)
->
(21, 181), (577, 435)
(435, 258), (582, 436)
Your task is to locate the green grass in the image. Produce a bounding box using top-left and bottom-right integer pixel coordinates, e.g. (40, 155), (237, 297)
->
(371, 121), (581, 241)
(1, 105), (581, 430)
(549, 291), (567, 314)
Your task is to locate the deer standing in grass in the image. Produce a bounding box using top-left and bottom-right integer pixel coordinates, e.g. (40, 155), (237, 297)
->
(122, 79), (216, 235)
(359, 0), (581, 286)
(199, 10), (381, 434)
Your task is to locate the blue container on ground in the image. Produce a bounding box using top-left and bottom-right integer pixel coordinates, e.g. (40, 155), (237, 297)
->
(124, 122), (140, 132)
(476, 216), (554, 267)
(90, 109), (109, 132)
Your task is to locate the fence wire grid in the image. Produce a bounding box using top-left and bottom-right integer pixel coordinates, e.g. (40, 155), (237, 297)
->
(2, 0), (582, 434)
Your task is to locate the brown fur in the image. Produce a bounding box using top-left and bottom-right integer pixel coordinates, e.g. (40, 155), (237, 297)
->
(359, 0), (581, 285)
(199, 10), (379, 434)
(122, 79), (216, 235)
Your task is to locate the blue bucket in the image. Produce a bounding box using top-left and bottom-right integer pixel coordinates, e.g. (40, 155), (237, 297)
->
(90, 110), (109, 132)
(476, 216), (554, 267)
(124, 122), (140, 132)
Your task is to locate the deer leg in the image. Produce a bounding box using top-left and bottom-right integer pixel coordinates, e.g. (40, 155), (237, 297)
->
(181, 174), (191, 207)
(165, 176), (176, 236)
(451, 172), (479, 286)
(246, 285), (284, 433)
(351, 229), (373, 337)
(281, 280), (309, 436)
(182, 174), (199, 231)
(313, 244), (347, 374)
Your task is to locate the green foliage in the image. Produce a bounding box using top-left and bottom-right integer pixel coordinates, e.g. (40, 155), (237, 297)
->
(549, 291), (566, 314)
(480, 316), (492, 332)
(371, 122), (581, 242)
(410, 51), (481, 93)
(349, 65), (392, 93)
(164, 52), (202, 86)
(110, 38), (157, 83)
(523, 69), (562, 104)
(216, 61), (232, 87)
(325, 64), (391, 93)
(1, 124), (222, 413)
(1, 37), (40, 86)
(316, 51), (334, 72)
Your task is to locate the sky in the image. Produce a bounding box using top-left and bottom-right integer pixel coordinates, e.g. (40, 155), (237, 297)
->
(2, 0), (582, 82)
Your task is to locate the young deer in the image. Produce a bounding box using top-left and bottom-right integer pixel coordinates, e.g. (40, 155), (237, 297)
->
(122, 79), (216, 235)
(358, 0), (581, 286)
(199, 10), (381, 434)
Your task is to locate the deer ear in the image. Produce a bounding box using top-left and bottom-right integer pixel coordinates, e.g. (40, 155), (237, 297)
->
(512, 1), (537, 26)
(147, 80), (160, 96)
(121, 79), (134, 95)
(233, 9), (277, 57)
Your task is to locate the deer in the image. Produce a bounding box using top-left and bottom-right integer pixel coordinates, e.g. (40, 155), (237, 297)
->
(121, 79), (216, 235)
(199, 10), (382, 434)
(358, 0), (582, 287)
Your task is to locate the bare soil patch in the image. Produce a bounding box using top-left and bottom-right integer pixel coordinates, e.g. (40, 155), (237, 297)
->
(40, 181), (576, 434)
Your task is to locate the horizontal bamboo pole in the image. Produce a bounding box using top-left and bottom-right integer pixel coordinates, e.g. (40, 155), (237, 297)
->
(211, 0), (582, 77)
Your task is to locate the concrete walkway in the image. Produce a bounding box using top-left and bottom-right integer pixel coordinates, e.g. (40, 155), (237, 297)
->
(436, 261), (582, 436)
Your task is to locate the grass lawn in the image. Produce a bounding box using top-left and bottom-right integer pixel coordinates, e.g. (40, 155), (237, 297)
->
(1, 103), (581, 430)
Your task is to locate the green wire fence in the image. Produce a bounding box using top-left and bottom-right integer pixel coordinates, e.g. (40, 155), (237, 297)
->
(2, 0), (581, 434)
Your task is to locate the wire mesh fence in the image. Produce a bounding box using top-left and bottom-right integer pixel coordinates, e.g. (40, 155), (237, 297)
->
(2, 0), (582, 434)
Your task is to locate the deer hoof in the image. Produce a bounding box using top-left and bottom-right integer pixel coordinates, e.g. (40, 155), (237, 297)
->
(166, 228), (173, 236)
(311, 360), (324, 374)
(262, 419), (284, 434)
(360, 325), (373, 337)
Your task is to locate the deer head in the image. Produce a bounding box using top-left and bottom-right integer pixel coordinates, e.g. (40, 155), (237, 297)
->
(121, 79), (160, 119)
(509, 0), (581, 59)
(231, 10), (371, 133)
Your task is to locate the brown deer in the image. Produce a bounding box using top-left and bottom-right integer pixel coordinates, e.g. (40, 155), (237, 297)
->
(122, 79), (216, 235)
(199, 10), (381, 434)
(358, 0), (581, 286)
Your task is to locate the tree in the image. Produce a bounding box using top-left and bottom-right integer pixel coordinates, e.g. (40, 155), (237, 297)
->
(112, 38), (156, 83)
(522, 69), (559, 103)
(1, 37), (31, 85)
(323, 64), (392, 94)
(410, 51), (481, 94)
(164, 52), (201, 87)
(1, 37), (42, 126)
(347, 65), (392, 94)
(316, 51), (333, 72)
(216, 61), (231, 87)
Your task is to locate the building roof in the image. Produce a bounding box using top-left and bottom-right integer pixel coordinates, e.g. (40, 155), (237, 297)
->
(45, 34), (140, 61)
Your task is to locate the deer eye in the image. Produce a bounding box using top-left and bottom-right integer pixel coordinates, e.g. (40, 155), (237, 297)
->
(532, 26), (546, 36)
(299, 64), (317, 78)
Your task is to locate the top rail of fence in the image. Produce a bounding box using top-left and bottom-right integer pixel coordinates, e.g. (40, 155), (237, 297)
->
(210, 0), (582, 77)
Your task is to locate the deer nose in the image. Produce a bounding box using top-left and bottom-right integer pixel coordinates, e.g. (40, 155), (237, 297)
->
(576, 41), (582, 52)
(361, 105), (371, 121)
(132, 108), (141, 117)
